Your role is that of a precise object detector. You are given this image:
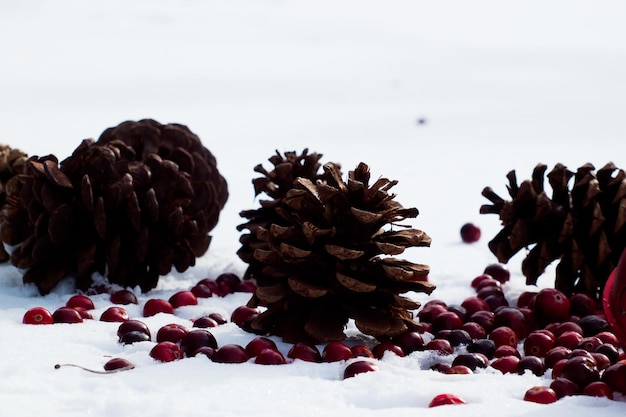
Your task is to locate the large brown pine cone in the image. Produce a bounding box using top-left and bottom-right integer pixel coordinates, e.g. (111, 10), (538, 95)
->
(0, 120), (228, 294)
(0, 145), (29, 262)
(238, 157), (434, 343)
(481, 162), (626, 299)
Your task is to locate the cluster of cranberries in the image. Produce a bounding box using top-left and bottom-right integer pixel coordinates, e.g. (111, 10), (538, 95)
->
(417, 263), (626, 405)
(22, 264), (626, 407)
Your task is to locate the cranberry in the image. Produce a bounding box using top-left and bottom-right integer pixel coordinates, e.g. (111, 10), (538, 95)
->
(245, 337), (279, 357)
(150, 341), (183, 362)
(287, 342), (322, 363)
(343, 360), (379, 379)
(468, 310), (495, 333)
(212, 344), (250, 363)
(110, 289), (138, 305)
(52, 307), (83, 324)
(23, 307), (53, 325)
(66, 294), (94, 310)
(117, 320), (151, 340)
(489, 326), (518, 348)
(523, 386), (558, 404)
(550, 377), (580, 398)
(577, 314), (609, 337)
(156, 323), (189, 344)
(569, 293), (596, 317)
(516, 291), (537, 309)
(392, 331), (424, 354)
(462, 321), (487, 339)
(235, 281), (257, 293)
(230, 306), (260, 331)
(493, 345), (520, 358)
(431, 311), (463, 333)
(192, 316), (219, 328)
(493, 307), (530, 339)
(322, 342), (353, 362)
(254, 348), (286, 365)
(120, 331), (151, 345)
(215, 273), (242, 293)
(483, 263), (510, 284)
(425, 339), (453, 355)
(471, 274), (496, 289)
(372, 341), (404, 359)
(560, 356), (600, 389)
(517, 355), (545, 376)
(74, 306), (93, 319)
(533, 288), (571, 326)
(350, 345), (374, 358)
(99, 307), (129, 322)
(447, 329), (473, 347)
(451, 353), (487, 371)
(577, 336), (603, 352)
(460, 222), (481, 243)
(168, 291), (198, 308)
(103, 357), (134, 371)
(595, 331), (620, 348)
(555, 330), (584, 349)
(582, 381), (613, 399)
(553, 321), (583, 337)
(143, 298), (174, 317)
(523, 330), (555, 357)
(601, 362), (626, 394)
(590, 352), (611, 371)
(545, 346), (572, 369)
(191, 283), (213, 298)
(208, 312), (228, 325)
(491, 355), (520, 374)
(467, 338), (496, 359)
(180, 329), (218, 357)
(417, 303), (447, 323)
(595, 343), (619, 364)
(428, 393), (466, 407)
(446, 365), (473, 374)
(461, 296), (491, 316)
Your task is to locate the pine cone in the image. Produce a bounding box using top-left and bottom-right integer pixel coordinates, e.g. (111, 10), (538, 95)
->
(0, 119), (228, 294)
(0, 145), (28, 262)
(238, 158), (434, 343)
(481, 162), (626, 299)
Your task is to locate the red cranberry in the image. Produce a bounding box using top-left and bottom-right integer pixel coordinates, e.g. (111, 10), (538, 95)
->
(350, 345), (374, 358)
(461, 296), (490, 316)
(216, 273), (242, 293)
(74, 306), (93, 319)
(471, 274), (496, 289)
(451, 353), (487, 371)
(254, 348), (286, 365)
(212, 344), (250, 363)
(545, 346), (572, 369)
(491, 355), (520, 374)
(180, 329), (218, 357)
(235, 281), (257, 293)
(230, 306), (260, 331)
(523, 330), (555, 357)
(460, 222), (481, 243)
(120, 331), (151, 345)
(468, 310), (495, 333)
(446, 365), (473, 374)
(428, 393), (466, 407)
(534, 288), (570, 326)
(372, 341), (404, 359)
(462, 322), (487, 339)
(560, 356), (600, 389)
(493, 345), (520, 358)
(431, 311), (463, 333)
(550, 377), (580, 398)
(322, 342), (353, 362)
(425, 339), (453, 355)
(595, 331), (620, 348)
(553, 321), (583, 337)
(555, 330), (584, 349)
(467, 339), (496, 358)
(483, 263), (510, 284)
(117, 320), (151, 340)
(150, 341), (183, 362)
(577, 315), (610, 337)
(523, 386), (558, 404)
(208, 312), (228, 325)
(595, 343), (619, 364)
(343, 360), (379, 379)
(99, 307), (129, 322)
(23, 307), (53, 325)
(569, 293), (596, 317)
(601, 362), (626, 394)
(192, 316), (219, 328)
(66, 294), (94, 310)
(156, 323), (189, 344)
(168, 291), (198, 308)
(287, 342), (322, 363)
(191, 283), (213, 298)
(590, 352), (611, 371)
(417, 303), (447, 323)
(103, 357), (134, 371)
(582, 381), (613, 399)
(493, 307), (530, 339)
(517, 355), (545, 376)
(577, 336), (603, 352)
(392, 331), (424, 354)
(489, 326), (518, 348)
(516, 291), (537, 309)
(110, 289), (138, 305)
(447, 329), (473, 347)
(52, 307), (84, 324)
(143, 299), (174, 317)
(245, 337), (278, 357)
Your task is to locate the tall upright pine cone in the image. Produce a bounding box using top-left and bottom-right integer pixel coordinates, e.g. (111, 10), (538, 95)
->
(238, 158), (434, 343)
(0, 119), (228, 294)
(481, 162), (626, 299)
(0, 145), (29, 262)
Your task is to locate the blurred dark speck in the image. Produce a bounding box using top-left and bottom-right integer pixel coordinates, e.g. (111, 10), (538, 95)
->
(417, 118), (427, 125)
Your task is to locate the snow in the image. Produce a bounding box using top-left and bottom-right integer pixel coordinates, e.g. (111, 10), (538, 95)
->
(1, 1), (626, 416)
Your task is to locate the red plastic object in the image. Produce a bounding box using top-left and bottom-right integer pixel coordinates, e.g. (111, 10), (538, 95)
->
(602, 248), (626, 345)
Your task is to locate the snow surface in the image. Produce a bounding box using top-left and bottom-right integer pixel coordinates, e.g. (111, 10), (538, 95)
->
(2, 1), (626, 416)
